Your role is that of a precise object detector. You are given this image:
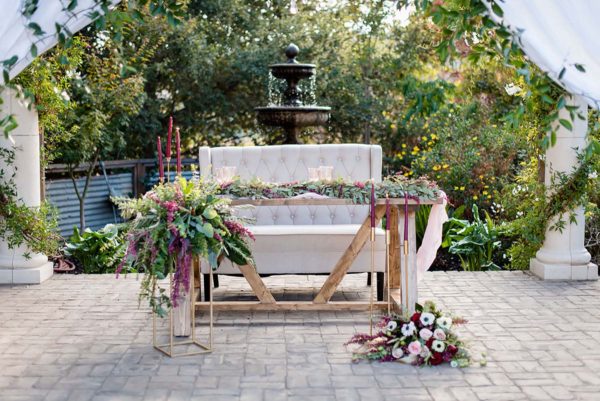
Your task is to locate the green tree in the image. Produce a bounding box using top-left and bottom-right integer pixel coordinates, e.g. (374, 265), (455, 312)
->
(57, 30), (161, 230)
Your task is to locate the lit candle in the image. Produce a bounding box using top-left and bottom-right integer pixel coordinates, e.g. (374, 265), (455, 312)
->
(166, 116), (173, 160)
(404, 192), (409, 240)
(385, 193), (390, 230)
(370, 180), (376, 228)
(176, 127), (182, 175)
(157, 136), (164, 182)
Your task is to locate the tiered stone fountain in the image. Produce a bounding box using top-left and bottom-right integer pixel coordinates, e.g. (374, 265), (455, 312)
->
(256, 44), (331, 144)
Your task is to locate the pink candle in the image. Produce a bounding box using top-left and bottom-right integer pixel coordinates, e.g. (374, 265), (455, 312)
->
(404, 192), (409, 240)
(385, 194), (390, 230)
(370, 181), (376, 228)
(157, 136), (164, 182)
(176, 127), (182, 175)
(166, 116), (173, 159)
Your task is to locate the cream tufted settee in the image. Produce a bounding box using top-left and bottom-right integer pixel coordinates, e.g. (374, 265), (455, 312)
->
(198, 144), (387, 294)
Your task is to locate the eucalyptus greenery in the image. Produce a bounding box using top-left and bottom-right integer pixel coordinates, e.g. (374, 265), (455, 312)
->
(218, 175), (441, 203)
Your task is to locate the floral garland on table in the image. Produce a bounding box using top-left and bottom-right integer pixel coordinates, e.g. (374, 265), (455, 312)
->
(217, 174), (440, 202)
(113, 177), (254, 317)
(346, 301), (470, 367)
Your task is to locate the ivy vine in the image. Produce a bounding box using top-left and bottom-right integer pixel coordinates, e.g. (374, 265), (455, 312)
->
(0, 148), (61, 258)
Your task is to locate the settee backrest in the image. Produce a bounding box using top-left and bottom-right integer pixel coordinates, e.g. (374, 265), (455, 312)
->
(198, 144), (382, 225)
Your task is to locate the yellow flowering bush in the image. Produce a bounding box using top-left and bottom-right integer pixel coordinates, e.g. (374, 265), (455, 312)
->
(390, 108), (525, 210)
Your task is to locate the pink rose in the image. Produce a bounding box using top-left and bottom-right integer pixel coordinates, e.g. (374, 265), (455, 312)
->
(408, 341), (422, 355)
(433, 328), (446, 341)
(419, 328), (433, 341)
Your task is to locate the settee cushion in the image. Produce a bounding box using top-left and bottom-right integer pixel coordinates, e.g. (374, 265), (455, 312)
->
(202, 224), (386, 274)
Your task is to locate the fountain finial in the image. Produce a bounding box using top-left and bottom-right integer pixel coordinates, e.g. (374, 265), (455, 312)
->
(285, 43), (299, 63)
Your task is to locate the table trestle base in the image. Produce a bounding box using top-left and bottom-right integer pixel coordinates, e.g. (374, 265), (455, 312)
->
(194, 301), (394, 312)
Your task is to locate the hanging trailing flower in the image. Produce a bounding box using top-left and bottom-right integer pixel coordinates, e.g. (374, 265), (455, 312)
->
(113, 177), (254, 317)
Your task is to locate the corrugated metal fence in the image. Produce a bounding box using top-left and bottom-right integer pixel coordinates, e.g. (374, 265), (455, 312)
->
(45, 159), (197, 238)
(45, 173), (133, 237)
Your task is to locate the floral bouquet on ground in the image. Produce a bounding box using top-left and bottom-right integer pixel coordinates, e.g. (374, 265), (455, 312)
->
(346, 301), (470, 367)
(113, 177), (254, 316)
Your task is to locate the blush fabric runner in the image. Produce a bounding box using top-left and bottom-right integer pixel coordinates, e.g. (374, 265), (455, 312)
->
(292, 191), (448, 280)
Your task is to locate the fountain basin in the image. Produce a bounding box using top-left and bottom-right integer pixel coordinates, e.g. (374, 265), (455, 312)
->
(269, 63), (315, 80)
(256, 106), (331, 128)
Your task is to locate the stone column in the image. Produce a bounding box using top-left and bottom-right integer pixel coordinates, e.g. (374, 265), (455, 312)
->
(0, 88), (53, 284)
(530, 95), (598, 280)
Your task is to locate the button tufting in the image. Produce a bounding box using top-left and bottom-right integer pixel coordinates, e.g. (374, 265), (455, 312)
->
(330, 214), (335, 219)
(338, 157), (343, 161)
(356, 156), (361, 161)
(310, 214), (315, 219)
(290, 214), (295, 219)
(273, 215), (278, 220)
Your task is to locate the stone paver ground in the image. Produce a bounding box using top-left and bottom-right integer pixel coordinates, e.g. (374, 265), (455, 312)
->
(1, 271), (600, 401)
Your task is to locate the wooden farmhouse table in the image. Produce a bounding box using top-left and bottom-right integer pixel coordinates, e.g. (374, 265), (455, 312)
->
(194, 197), (443, 315)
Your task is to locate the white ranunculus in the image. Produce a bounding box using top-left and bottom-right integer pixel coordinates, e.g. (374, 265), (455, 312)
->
(392, 347), (404, 359)
(386, 321), (398, 332)
(401, 322), (416, 337)
(419, 328), (433, 341)
(436, 316), (452, 330)
(420, 345), (431, 358)
(433, 328), (446, 341)
(432, 340), (445, 353)
(420, 312), (435, 326)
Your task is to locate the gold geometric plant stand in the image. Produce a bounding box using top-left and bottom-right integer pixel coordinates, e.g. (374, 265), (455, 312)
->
(152, 259), (213, 357)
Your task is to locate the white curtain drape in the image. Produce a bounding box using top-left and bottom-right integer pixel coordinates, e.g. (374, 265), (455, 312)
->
(0, 0), (120, 83)
(487, 0), (600, 110)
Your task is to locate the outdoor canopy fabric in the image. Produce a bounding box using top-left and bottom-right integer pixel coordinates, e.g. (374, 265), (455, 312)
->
(488, 0), (600, 110)
(0, 0), (120, 83)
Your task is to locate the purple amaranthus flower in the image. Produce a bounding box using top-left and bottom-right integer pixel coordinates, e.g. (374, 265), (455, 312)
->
(116, 233), (138, 277)
(162, 200), (179, 224)
(170, 236), (191, 308)
(224, 220), (255, 241)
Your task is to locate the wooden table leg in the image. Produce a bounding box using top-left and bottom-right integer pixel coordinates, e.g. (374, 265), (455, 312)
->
(388, 205), (419, 315)
(238, 264), (276, 304)
(313, 205), (386, 304)
(388, 206), (401, 289)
